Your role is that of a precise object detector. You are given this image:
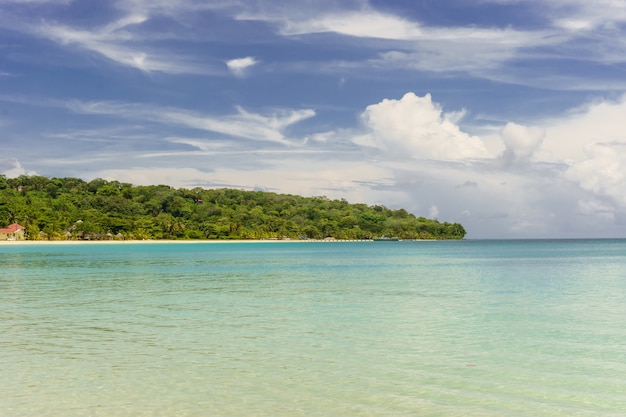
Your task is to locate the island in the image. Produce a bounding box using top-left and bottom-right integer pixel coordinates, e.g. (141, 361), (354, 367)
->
(0, 175), (466, 241)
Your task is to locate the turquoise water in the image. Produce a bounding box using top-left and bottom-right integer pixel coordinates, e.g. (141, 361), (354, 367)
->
(1, 240), (626, 416)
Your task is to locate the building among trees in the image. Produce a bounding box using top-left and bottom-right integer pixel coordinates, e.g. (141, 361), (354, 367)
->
(0, 223), (25, 241)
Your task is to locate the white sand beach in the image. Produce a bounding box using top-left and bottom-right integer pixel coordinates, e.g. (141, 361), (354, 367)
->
(0, 238), (371, 246)
(0, 239), (269, 245)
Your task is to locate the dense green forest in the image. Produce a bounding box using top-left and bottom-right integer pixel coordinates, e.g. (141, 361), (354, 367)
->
(0, 175), (466, 240)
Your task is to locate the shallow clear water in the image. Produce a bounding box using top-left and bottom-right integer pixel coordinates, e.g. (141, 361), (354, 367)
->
(1, 240), (626, 416)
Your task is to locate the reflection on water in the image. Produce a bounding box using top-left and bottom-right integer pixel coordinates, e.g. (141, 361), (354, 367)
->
(2, 240), (626, 416)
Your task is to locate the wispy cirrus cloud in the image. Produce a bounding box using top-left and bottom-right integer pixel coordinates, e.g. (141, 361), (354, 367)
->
(236, 2), (625, 89)
(113, 0), (238, 16)
(0, 0), (72, 4)
(0, 0), (225, 74)
(277, 10), (423, 39)
(37, 15), (211, 74)
(0, 92), (315, 147)
(513, 0), (626, 31)
(235, 6), (558, 79)
(6, 0), (625, 84)
(65, 99), (315, 144)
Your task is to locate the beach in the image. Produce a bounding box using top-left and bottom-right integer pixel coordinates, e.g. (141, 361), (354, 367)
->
(0, 238), (309, 245)
(0, 238), (383, 245)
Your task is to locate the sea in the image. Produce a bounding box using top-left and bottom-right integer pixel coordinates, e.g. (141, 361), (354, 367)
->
(1, 239), (625, 416)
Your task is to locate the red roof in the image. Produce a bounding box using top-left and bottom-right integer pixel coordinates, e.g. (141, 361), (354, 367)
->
(0, 223), (25, 233)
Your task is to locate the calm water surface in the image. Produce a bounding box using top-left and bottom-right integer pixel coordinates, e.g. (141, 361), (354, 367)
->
(1, 240), (626, 416)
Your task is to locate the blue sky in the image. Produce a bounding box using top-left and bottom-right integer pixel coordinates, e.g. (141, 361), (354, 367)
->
(2, 0), (626, 238)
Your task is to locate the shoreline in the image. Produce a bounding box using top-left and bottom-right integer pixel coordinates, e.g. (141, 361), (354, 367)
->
(0, 238), (385, 245)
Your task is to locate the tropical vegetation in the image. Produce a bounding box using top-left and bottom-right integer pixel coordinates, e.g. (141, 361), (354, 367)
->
(0, 175), (466, 240)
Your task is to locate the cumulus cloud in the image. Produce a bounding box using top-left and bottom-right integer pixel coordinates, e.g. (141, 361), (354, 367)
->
(519, 94), (626, 212)
(355, 92), (489, 160)
(226, 56), (258, 77)
(539, 95), (626, 163)
(565, 141), (626, 207)
(499, 122), (546, 165)
(0, 157), (34, 177)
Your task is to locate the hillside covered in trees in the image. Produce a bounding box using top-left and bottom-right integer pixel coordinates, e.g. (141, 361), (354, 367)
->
(0, 175), (466, 240)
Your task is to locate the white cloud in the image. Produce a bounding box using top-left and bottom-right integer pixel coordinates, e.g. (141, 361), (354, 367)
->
(499, 122), (546, 165)
(1, 0), (242, 74)
(428, 205), (439, 219)
(65, 99), (315, 144)
(548, 0), (626, 31)
(101, 13), (148, 34)
(226, 56), (258, 77)
(38, 18), (208, 74)
(345, 91), (626, 237)
(0, 157), (35, 177)
(274, 7), (542, 48)
(10, 0), (624, 87)
(475, 0), (626, 31)
(373, 29), (540, 76)
(576, 199), (615, 222)
(247, 6), (557, 78)
(165, 137), (232, 152)
(279, 10), (422, 39)
(114, 0), (236, 16)
(462, 93), (626, 227)
(0, 0), (72, 3)
(565, 141), (626, 207)
(356, 92), (489, 160)
(538, 95), (626, 163)
(237, 2), (626, 90)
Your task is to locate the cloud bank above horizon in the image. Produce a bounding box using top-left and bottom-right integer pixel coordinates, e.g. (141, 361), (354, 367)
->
(2, 0), (626, 238)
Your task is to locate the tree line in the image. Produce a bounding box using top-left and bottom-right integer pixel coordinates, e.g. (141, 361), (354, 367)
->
(0, 175), (466, 240)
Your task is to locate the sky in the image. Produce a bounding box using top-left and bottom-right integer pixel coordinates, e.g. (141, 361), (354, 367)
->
(2, 0), (626, 239)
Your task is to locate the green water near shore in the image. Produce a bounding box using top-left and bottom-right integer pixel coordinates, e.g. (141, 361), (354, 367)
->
(2, 240), (626, 416)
